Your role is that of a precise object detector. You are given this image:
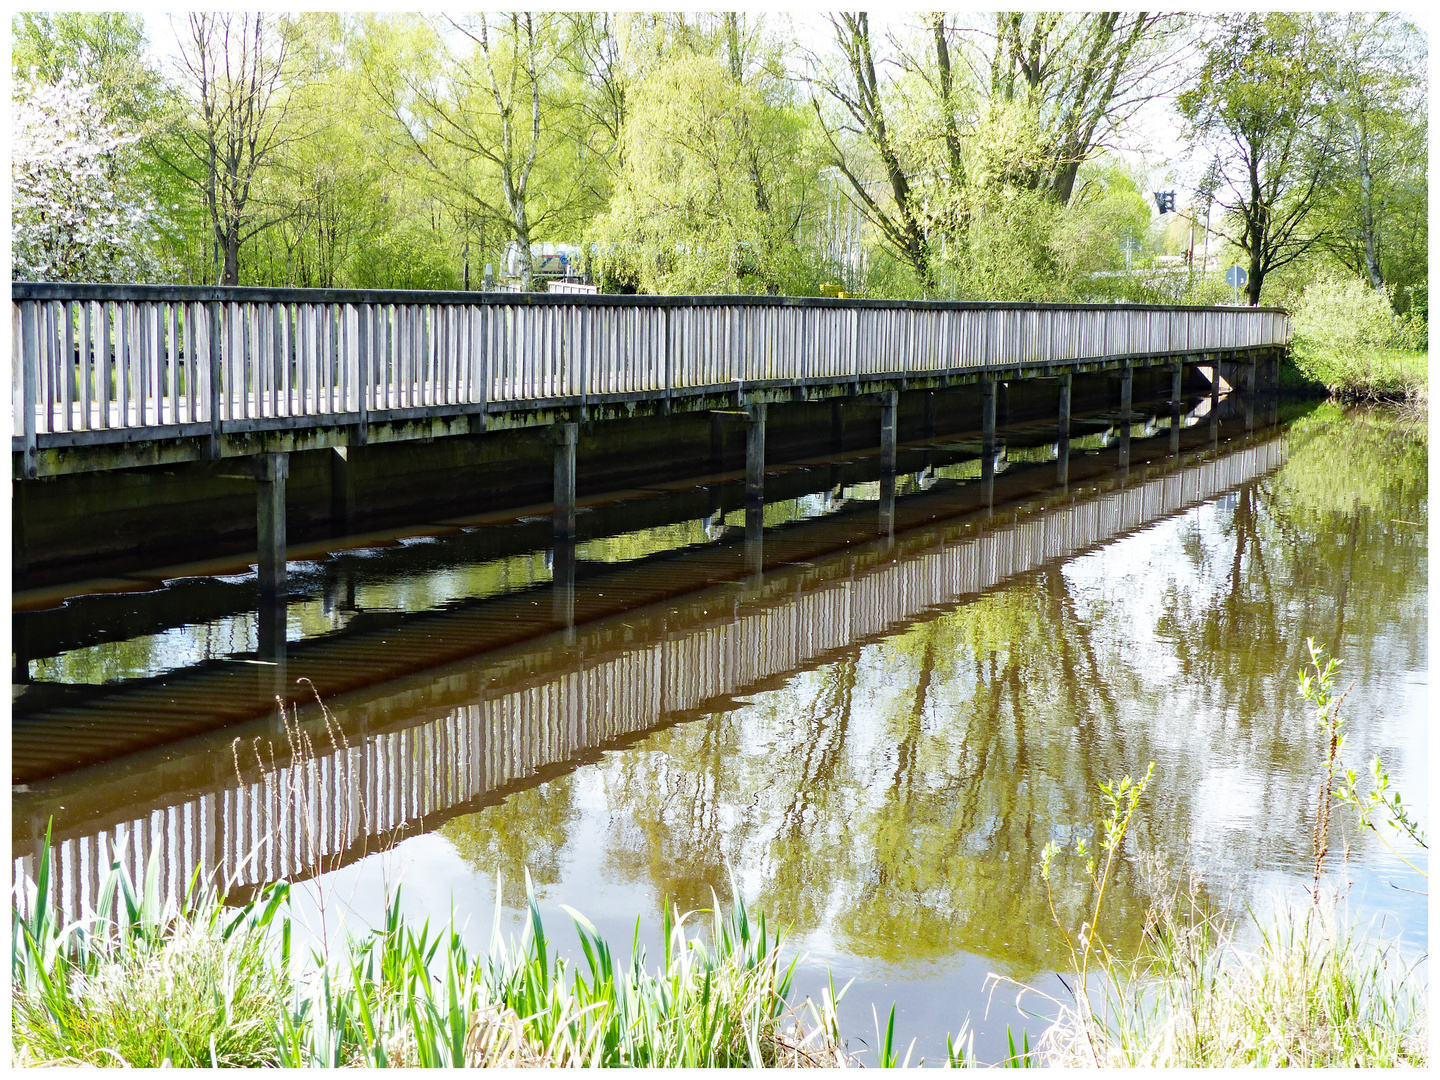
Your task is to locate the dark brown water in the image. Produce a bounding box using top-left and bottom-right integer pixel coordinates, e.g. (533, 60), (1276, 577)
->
(12, 398), (1427, 1062)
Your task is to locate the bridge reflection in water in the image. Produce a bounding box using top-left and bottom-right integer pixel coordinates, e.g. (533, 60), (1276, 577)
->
(14, 428), (1285, 922)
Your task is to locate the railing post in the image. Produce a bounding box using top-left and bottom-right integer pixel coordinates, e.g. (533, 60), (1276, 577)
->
(207, 302), (223, 458)
(663, 306), (672, 412)
(20, 301), (39, 478)
(356, 303), (369, 445)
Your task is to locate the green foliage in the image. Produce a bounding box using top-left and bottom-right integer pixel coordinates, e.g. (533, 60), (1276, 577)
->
(591, 28), (824, 295)
(12, 830), (289, 1067)
(1044, 892), (1428, 1066)
(13, 841), (852, 1068)
(1028, 763), (1427, 1067)
(1289, 274), (1428, 400)
(11, 12), (165, 127)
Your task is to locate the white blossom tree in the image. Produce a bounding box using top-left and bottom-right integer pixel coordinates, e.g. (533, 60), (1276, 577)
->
(11, 75), (171, 282)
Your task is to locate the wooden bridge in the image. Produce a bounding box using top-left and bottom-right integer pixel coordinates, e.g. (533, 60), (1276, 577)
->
(12, 284), (1288, 594)
(14, 431), (1285, 920)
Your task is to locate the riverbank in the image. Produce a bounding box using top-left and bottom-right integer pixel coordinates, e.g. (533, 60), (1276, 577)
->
(1283, 347), (1428, 404)
(11, 845), (1427, 1067)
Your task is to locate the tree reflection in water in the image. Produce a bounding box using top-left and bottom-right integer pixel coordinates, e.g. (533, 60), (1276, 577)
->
(440, 404), (1426, 982)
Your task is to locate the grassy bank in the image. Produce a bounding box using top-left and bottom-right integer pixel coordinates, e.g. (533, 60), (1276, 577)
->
(11, 840), (1427, 1067)
(1284, 346), (1428, 404)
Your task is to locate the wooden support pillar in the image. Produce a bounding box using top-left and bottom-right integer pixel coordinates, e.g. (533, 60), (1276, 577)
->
(1245, 359), (1256, 432)
(981, 378), (996, 453)
(878, 471), (896, 538)
(1056, 373), (1071, 488)
(256, 453), (288, 598)
(12, 480), (29, 580)
(745, 402), (767, 502)
(1170, 361), (1183, 455)
(13, 610), (30, 684)
(710, 412), (730, 473)
(879, 390), (898, 474)
(553, 422), (579, 540)
(330, 445), (354, 535)
(1209, 358), (1221, 438)
(1118, 361), (1133, 470)
(981, 378), (996, 510)
(256, 452), (289, 665)
(744, 501), (764, 578)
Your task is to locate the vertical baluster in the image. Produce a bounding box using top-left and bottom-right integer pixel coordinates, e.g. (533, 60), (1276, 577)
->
(167, 302), (180, 425)
(137, 302), (153, 426)
(333, 303), (344, 415)
(38, 302), (54, 433)
(19, 302), (39, 474)
(179, 302), (193, 424)
(253, 303), (267, 418)
(395, 304), (406, 409)
(98, 302), (114, 429)
(294, 303), (307, 415)
(79, 301), (94, 430)
(60, 300), (75, 431)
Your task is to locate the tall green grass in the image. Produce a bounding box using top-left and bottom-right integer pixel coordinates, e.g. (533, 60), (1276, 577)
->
(11, 827), (289, 1067)
(11, 840), (853, 1068)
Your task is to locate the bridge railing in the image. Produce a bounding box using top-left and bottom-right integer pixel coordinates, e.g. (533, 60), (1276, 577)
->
(12, 284), (1290, 444)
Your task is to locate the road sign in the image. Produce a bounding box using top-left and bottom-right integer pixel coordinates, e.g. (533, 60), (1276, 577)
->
(1224, 265), (1247, 287)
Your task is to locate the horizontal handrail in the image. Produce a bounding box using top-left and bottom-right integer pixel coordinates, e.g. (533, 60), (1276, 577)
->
(11, 280), (1292, 314)
(12, 285), (1291, 465)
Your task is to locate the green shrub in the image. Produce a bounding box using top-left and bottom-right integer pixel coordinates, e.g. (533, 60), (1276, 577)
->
(1288, 275), (1427, 401)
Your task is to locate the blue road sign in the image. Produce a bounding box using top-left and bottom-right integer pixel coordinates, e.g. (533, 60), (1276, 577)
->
(1225, 265), (1247, 287)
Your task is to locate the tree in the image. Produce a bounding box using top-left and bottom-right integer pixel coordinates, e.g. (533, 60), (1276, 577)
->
(808, 12), (942, 289)
(982, 12), (1184, 203)
(807, 12), (1181, 297)
(364, 13), (588, 290)
(11, 75), (170, 282)
(1178, 14), (1336, 306)
(592, 36), (820, 294)
(163, 13), (308, 285)
(11, 12), (165, 128)
(1319, 13), (1427, 295)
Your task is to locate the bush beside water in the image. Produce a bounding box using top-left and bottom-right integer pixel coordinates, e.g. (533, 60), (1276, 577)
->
(1288, 275), (1428, 403)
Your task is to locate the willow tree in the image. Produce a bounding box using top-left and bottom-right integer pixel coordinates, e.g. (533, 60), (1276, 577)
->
(593, 15), (821, 294)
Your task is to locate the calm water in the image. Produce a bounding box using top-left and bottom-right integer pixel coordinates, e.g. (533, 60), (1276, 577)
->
(12, 397), (1427, 1063)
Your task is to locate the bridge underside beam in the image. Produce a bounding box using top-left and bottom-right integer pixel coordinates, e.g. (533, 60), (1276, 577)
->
(13, 348), (1278, 480)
